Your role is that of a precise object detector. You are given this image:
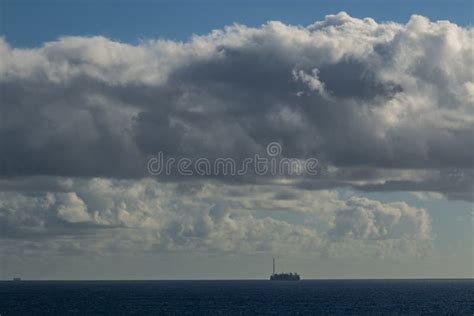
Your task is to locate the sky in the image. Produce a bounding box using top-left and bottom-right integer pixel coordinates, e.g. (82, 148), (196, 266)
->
(2, 0), (473, 47)
(0, 0), (473, 280)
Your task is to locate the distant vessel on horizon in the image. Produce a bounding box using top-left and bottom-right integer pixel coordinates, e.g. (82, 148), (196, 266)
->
(12, 277), (21, 282)
(270, 258), (300, 281)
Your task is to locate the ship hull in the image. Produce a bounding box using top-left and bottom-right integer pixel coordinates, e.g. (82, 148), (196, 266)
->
(270, 274), (300, 281)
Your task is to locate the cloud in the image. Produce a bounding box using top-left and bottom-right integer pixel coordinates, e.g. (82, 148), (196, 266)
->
(0, 12), (472, 203)
(328, 196), (431, 241)
(56, 192), (90, 223)
(353, 169), (474, 202)
(0, 177), (433, 258)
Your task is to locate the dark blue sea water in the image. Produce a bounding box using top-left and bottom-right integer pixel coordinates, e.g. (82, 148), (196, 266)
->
(1, 279), (473, 315)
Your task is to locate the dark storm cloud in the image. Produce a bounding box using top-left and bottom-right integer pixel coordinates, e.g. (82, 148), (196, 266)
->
(0, 12), (472, 200)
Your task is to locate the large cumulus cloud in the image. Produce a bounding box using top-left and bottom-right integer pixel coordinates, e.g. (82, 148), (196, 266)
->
(0, 12), (472, 202)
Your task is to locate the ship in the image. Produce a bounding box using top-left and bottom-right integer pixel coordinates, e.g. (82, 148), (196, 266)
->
(270, 258), (300, 281)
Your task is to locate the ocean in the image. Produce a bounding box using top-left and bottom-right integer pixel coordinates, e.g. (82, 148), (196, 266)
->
(1, 279), (473, 315)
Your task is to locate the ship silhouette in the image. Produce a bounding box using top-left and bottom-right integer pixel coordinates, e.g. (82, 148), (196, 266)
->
(270, 258), (300, 281)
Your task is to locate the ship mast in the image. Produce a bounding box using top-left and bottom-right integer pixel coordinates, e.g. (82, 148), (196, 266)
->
(272, 258), (275, 275)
